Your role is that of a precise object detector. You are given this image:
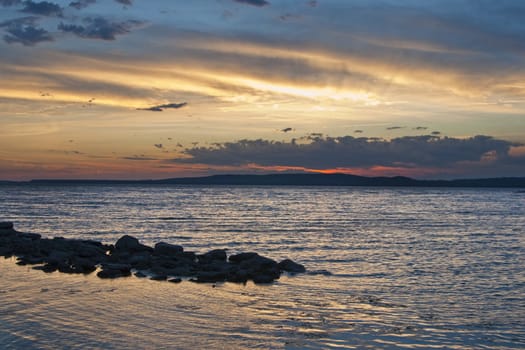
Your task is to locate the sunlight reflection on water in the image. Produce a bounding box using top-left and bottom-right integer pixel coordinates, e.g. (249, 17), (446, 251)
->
(1, 185), (524, 349)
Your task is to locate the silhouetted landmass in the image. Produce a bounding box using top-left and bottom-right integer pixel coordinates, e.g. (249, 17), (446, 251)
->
(14, 173), (525, 187)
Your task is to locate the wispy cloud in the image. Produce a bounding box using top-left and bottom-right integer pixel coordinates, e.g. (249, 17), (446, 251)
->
(386, 126), (404, 130)
(233, 0), (269, 7)
(137, 102), (187, 112)
(58, 17), (144, 40)
(69, 0), (96, 10)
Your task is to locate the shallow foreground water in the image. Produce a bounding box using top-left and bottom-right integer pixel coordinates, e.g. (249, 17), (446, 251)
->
(1, 185), (524, 349)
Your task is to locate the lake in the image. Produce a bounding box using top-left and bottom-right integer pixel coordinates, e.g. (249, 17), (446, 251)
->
(1, 184), (524, 349)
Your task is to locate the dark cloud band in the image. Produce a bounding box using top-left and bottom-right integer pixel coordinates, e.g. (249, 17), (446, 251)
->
(180, 135), (521, 169)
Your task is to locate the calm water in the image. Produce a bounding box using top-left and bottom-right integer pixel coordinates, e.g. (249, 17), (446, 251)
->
(0, 184), (524, 349)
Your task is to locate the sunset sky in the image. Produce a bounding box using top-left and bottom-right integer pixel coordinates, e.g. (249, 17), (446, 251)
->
(1, 0), (525, 180)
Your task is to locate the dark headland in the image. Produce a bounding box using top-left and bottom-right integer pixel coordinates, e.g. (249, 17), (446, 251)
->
(18, 173), (525, 187)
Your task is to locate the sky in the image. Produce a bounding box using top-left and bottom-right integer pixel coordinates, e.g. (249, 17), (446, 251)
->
(1, 0), (525, 180)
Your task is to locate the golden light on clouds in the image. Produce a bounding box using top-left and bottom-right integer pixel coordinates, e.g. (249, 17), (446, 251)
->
(0, 1), (524, 180)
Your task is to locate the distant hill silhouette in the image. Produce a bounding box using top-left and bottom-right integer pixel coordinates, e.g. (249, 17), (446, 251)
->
(20, 173), (525, 188)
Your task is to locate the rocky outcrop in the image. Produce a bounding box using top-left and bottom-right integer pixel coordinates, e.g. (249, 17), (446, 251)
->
(0, 222), (310, 284)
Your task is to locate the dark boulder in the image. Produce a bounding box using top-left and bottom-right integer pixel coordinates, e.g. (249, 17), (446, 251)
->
(115, 235), (152, 253)
(150, 274), (167, 281)
(17, 232), (41, 241)
(154, 242), (183, 256)
(46, 250), (71, 266)
(229, 252), (259, 263)
(252, 274), (278, 284)
(129, 251), (152, 269)
(278, 259), (306, 273)
(134, 271), (148, 278)
(0, 222), (14, 230)
(97, 268), (131, 279)
(168, 277), (182, 283)
(226, 269), (249, 283)
(97, 263), (131, 278)
(198, 249), (227, 263)
(71, 257), (97, 274)
(32, 264), (57, 273)
(239, 254), (280, 282)
(193, 270), (227, 283)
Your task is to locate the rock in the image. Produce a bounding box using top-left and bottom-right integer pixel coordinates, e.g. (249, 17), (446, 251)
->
(115, 235), (152, 253)
(18, 255), (45, 265)
(32, 264), (58, 273)
(46, 250), (71, 266)
(240, 254), (278, 271)
(101, 263), (131, 272)
(226, 269), (249, 283)
(97, 268), (131, 279)
(252, 274), (278, 284)
(162, 266), (194, 277)
(168, 277), (182, 283)
(134, 271), (148, 278)
(0, 246), (13, 256)
(0, 222), (14, 230)
(278, 259), (306, 273)
(2, 222), (307, 285)
(154, 242), (183, 256)
(17, 232), (41, 240)
(239, 254), (280, 282)
(229, 252), (259, 263)
(198, 249), (227, 263)
(129, 251), (152, 269)
(71, 257), (97, 274)
(150, 274), (167, 281)
(194, 270), (227, 283)
(76, 243), (106, 258)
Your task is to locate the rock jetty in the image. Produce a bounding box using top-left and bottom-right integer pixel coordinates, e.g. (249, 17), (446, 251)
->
(0, 222), (306, 284)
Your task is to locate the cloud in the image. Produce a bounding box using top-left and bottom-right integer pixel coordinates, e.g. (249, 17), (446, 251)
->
(281, 127), (292, 133)
(386, 126), (404, 130)
(69, 0), (95, 10)
(154, 144), (163, 149)
(21, 1), (63, 17)
(2, 18), (53, 45)
(115, 0), (131, 5)
(279, 13), (301, 21)
(178, 135), (520, 172)
(307, 0), (317, 7)
(122, 156), (158, 161)
(0, 16), (38, 27)
(0, 0), (21, 6)
(137, 102), (187, 112)
(58, 17), (144, 40)
(354, 130), (363, 133)
(233, 0), (269, 7)
(413, 126), (428, 130)
(431, 131), (441, 135)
